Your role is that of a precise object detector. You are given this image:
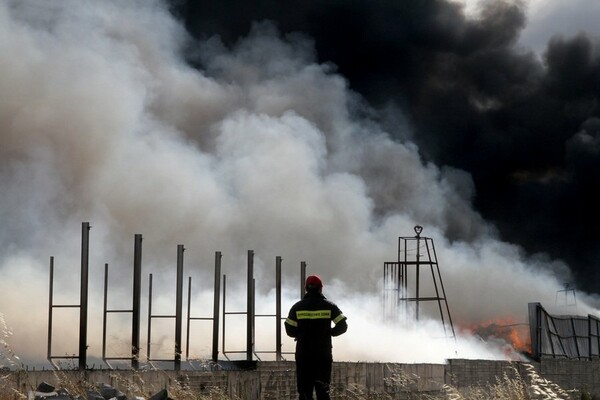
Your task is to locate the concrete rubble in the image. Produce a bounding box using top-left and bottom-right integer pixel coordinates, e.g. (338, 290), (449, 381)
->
(29, 382), (172, 400)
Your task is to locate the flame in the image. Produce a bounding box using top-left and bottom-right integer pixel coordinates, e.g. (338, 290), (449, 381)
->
(460, 317), (531, 358)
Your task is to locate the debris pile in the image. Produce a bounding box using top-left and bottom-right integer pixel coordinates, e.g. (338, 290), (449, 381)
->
(30, 382), (172, 400)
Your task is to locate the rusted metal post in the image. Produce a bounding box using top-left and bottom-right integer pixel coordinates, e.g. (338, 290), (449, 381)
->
(212, 251), (222, 363)
(47, 257), (54, 363)
(132, 234), (142, 369)
(247, 250), (254, 361)
(79, 222), (90, 370)
(276, 256), (282, 361)
(300, 261), (307, 299)
(175, 245), (184, 371)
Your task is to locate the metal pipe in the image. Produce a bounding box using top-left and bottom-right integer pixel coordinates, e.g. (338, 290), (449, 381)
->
(247, 250), (254, 361)
(212, 251), (222, 363)
(175, 245), (184, 371)
(276, 256), (282, 361)
(79, 222), (90, 370)
(47, 257), (54, 364)
(132, 234), (142, 369)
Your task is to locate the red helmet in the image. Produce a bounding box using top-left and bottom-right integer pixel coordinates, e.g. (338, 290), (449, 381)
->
(305, 275), (323, 290)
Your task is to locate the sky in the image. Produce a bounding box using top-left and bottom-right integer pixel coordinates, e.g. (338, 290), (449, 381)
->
(1, 0), (600, 367)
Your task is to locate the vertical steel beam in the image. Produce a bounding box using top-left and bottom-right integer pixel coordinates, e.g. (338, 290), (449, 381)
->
(383, 262), (387, 319)
(132, 234), (142, 370)
(400, 238), (407, 317)
(276, 256), (282, 361)
(174, 245), (184, 371)
(47, 257), (54, 363)
(102, 263), (108, 362)
(247, 250), (254, 361)
(221, 274), (227, 358)
(186, 276), (192, 359)
(588, 316), (593, 360)
(571, 317), (581, 359)
(252, 278), (256, 359)
(212, 251), (222, 363)
(300, 261), (306, 299)
(147, 273), (153, 361)
(415, 236), (420, 321)
(79, 222), (90, 370)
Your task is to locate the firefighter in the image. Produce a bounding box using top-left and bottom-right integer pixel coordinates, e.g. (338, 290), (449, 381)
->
(285, 275), (348, 400)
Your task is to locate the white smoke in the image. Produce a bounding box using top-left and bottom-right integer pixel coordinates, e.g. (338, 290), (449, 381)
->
(0, 0), (597, 367)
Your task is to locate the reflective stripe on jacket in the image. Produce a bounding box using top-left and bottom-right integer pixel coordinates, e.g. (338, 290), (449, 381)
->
(284, 291), (347, 359)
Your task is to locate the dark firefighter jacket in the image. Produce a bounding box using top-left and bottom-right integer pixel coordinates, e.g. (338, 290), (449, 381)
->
(284, 291), (348, 359)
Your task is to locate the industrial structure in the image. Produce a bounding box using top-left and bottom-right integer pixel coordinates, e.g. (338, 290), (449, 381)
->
(47, 222), (307, 371)
(382, 226), (455, 340)
(51, 222), (600, 371)
(47, 223), (464, 371)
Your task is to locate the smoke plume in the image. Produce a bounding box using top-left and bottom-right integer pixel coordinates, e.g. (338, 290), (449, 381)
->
(172, 0), (600, 294)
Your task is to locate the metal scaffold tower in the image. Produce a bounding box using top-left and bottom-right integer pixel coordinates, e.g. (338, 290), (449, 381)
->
(383, 226), (455, 340)
(555, 282), (577, 312)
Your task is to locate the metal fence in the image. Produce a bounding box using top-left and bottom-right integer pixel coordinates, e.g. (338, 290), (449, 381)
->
(529, 302), (600, 360)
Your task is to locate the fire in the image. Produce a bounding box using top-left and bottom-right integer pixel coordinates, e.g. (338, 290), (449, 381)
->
(461, 317), (531, 358)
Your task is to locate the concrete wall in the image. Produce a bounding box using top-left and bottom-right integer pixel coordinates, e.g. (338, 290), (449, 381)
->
(538, 358), (600, 395)
(447, 358), (600, 399)
(4, 358), (600, 399)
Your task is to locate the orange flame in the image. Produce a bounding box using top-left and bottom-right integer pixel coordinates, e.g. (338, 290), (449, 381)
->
(461, 317), (531, 357)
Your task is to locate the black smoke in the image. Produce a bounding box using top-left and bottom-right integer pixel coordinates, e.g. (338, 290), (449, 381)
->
(169, 0), (600, 294)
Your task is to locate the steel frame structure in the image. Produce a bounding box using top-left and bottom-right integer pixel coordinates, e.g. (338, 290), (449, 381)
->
(383, 226), (455, 340)
(48, 222), (309, 370)
(47, 222), (91, 370)
(101, 234), (143, 369)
